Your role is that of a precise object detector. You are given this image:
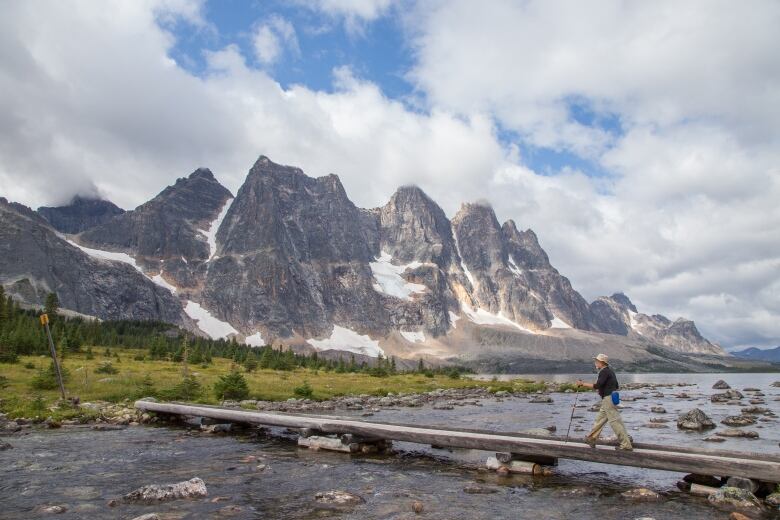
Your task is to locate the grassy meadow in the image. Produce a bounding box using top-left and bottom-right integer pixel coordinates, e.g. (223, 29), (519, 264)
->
(0, 348), (550, 421)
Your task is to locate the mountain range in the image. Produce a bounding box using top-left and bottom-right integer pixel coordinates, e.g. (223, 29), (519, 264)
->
(0, 155), (739, 371)
(731, 346), (780, 363)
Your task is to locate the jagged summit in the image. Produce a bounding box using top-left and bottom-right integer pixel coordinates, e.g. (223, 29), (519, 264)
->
(37, 196), (125, 234)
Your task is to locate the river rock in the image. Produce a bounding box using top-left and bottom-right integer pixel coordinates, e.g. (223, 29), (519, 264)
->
(765, 492), (780, 506)
(124, 477), (207, 502)
(708, 486), (762, 509)
(729, 513), (751, 520)
(529, 395), (553, 403)
(0, 441), (12, 450)
(712, 390), (744, 403)
(620, 488), (661, 501)
(463, 484), (499, 494)
(314, 490), (364, 506)
(712, 380), (731, 389)
(649, 417), (669, 423)
(35, 505), (67, 514)
(650, 406), (666, 413)
(412, 500), (424, 513)
(721, 416), (756, 427)
(771, 382), (780, 388)
(716, 429), (759, 439)
(741, 406), (770, 415)
(703, 436), (726, 443)
(130, 515), (161, 520)
(725, 477), (759, 493)
(644, 422), (668, 429)
(677, 408), (715, 430)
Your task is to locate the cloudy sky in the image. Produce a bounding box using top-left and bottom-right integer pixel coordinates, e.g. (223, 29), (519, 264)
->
(0, 0), (778, 350)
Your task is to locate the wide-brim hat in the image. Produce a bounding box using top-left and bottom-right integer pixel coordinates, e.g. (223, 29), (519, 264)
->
(593, 353), (609, 364)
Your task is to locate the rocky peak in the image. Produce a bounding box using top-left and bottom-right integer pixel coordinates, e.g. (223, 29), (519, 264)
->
(377, 185), (457, 266)
(609, 292), (638, 313)
(78, 167), (233, 262)
(452, 202), (505, 271)
(217, 156), (372, 263)
(37, 196), (125, 234)
(501, 221), (550, 269)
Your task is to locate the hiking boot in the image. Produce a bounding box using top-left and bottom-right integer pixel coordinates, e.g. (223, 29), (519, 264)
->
(584, 436), (597, 448)
(615, 445), (633, 451)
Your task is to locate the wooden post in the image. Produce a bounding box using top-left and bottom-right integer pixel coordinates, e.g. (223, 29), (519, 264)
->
(487, 455), (549, 475)
(40, 314), (66, 400)
(496, 451), (558, 467)
(677, 481), (720, 497)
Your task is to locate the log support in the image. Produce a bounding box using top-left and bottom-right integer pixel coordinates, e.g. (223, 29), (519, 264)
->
(487, 455), (552, 475)
(298, 435), (392, 454)
(496, 451), (558, 467)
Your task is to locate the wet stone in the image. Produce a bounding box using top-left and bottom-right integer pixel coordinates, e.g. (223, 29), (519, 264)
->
(314, 490), (365, 506)
(712, 380), (731, 389)
(677, 408), (715, 430)
(708, 486), (762, 509)
(721, 416), (756, 427)
(650, 406), (666, 413)
(715, 429), (759, 439)
(620, 488), (661, 501)
(123, 477), (208, 503)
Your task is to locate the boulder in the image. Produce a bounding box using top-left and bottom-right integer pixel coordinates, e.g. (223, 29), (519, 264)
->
(712, 390), (744, 403)
(620, 488), (661, 501)
(124, 477), (207, 503)
(741, 406), (770, 415)
(715, 429), (759, 439)
(713, 380), (731, 389)
(0, 441), (12, 450)
(725, 477), (759, 494)
(721, 416), (756, 427)
(708, 486), (762, 509)
(651, 406), (666, 413)
(677, 408), (715, 430)
(314, 490), (364, 506)
(529, 395), (553, 403)
(765, 492), (780, 506)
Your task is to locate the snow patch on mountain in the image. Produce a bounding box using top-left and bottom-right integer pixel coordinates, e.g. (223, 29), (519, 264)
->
(370, 251), (427, 299)
(184, 300), (238, 339)
(244, 331), (266, 347)
(448, 311), (461, 329)
(550, 314), (571, 329)
(507, 255), (523, 277)
(199, 197), (233, 260)
(453, 233), (476, 287)
(66, 239), (142, 272)
(400, 330), (425, 343)
(462, 302), (537, 334)
(308, 325), (385, 357)
(151, 273), (177, 293)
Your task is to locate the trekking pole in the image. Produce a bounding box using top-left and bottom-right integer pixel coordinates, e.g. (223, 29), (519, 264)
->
(564, 386), (580, 443)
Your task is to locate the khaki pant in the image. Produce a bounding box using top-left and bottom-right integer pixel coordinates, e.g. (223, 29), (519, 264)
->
(587, 395), (632, 449)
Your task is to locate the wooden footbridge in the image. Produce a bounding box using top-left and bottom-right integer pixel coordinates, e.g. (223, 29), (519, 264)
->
(135, 401), (780, 484)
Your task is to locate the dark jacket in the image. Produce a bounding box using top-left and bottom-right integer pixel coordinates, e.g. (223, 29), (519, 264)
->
(594, 365), (619, 398)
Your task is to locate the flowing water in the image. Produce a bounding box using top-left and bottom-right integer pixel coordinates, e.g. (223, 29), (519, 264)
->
(2, 373), (779, 519)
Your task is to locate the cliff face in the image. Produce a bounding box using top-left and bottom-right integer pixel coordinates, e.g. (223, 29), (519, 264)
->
(0, 156), (725, 362)
(76, 168), (233, 290)
(37, 196), (125, 234)
(0, 198), (186, 324)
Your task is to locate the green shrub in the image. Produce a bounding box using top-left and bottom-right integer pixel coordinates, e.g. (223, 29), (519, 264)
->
(24, 361), (35, 369)
(293, 380), (314, 399)
(243, 358), (258, 372)
(0, 344), (18, 363)
(94, 362), (119, 375)
(163, 374), (202, 401)
(213, 369), (250, 400)
(30, 361), (70, 390)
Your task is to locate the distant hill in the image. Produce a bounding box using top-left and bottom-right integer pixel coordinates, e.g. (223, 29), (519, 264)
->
(732, 346), (780, 363)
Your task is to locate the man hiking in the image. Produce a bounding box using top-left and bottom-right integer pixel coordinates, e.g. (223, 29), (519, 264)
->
(576, 353), (633, 451)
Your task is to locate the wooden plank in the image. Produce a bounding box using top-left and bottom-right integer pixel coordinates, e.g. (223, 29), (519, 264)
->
(248, 408), (780, 464)
(135, 401), (780, 483)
